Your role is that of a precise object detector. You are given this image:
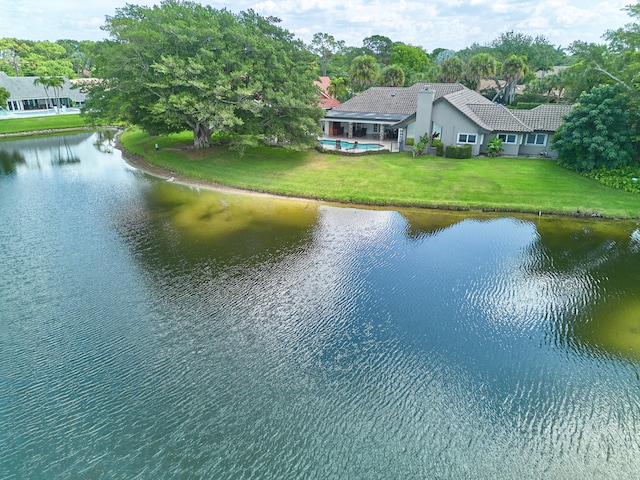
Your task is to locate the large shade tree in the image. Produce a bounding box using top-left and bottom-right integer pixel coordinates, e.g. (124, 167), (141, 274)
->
(488, 31), (564, 72)
(362, 35), (394, 65)
(389, 44), (429, 73)
(0, 39), (23, 76)
(310, 32), (344, 77)
(552, 84), (637, 171)
(86, 1), (322, 149)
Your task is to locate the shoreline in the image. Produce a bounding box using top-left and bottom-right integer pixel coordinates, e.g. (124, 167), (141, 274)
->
(5, 127), (634, 220)
(0, 126), (98, 139)
(114, 132), (320, 204)
(116, 136), (622, 220)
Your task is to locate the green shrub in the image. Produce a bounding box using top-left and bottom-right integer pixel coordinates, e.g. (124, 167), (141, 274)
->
(445, 144), (472, 158)
(583, 166), (640, 193)
(412, 134), (430, 157)
(432, 139), (444, 156)
(486, 137), (503, 157)
(514, 102), (543, 110)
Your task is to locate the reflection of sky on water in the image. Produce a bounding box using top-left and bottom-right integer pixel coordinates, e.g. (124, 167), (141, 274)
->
(0, 132), (134, 181)
(219, 206), (640, 477)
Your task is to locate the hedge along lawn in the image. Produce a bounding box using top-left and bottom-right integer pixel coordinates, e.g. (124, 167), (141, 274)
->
(0, 114), (88, 134)
(121, 129), (640, 219)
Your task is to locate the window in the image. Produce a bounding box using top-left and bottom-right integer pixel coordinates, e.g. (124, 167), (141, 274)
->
(373, 124), (380, 133)
(457, 133), (477, 144)
(526, 133), (547, 146)
(497, 133), (517, 144)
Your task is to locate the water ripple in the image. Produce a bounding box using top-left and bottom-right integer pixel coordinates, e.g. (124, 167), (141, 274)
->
(4, 138), (640, 478)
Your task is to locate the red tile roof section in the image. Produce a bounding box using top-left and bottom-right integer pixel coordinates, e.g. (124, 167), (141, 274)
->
(315, 76), (341, 109)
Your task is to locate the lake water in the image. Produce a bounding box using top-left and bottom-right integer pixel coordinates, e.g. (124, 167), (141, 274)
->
(2, 132), (640, 479)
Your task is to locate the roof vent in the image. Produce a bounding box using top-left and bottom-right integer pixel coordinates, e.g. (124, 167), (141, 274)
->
(391, 92), (396, 97)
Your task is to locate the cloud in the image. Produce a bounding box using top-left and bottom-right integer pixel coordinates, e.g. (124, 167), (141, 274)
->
(0, 0), (633, 51)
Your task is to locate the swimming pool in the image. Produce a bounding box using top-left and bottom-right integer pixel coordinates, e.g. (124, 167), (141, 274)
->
(320, 139), (384, 151)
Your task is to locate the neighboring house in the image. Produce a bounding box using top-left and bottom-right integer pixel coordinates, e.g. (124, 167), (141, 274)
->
(315, 76), (340, 110)
(0, 72), (87, 111)
(321, 82), (572, 157)
(535, 66), (569, 79)
(477, 78), (525, 97)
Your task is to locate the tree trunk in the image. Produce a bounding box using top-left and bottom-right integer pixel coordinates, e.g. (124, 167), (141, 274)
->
(193, 123), (213, 149)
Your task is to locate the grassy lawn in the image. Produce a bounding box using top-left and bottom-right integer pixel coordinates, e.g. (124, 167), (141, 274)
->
(122, 129), (640, 219)
(0, 114), (88, 134)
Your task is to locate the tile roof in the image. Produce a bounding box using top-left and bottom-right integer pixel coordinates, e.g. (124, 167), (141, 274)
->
(333, 83), (466, 115)
(318, 94), (341, 109)
(439, 89), (535, 132)
(512, 104), (574, 131)
(468, 104), (532, 132)
(315, 76), (331, 91)
(323, 81), (573, 133)
(0, 72), (86, 102)
(314, 76), (341, 109)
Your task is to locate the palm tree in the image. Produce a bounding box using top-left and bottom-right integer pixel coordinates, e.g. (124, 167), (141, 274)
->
(439, 56), (464, 83)
(47, 76), (65, 113)
(327, 76), (350, 101)
(33, 76), (52, 110)
(349, 55), (380, 92)
(33, 76), (66, 113)
(465, 53), (497, 91)
(379, 64), (405, 87)
(501, 54), (528, 104)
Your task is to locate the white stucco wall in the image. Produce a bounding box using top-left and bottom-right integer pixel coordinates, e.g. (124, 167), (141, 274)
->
(518, 132), (556, 157)
(432, 102), (484, 156)
(480, 134), (521, 157)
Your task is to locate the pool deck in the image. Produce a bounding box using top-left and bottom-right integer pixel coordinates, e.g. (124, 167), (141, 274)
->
(318, 135), (400, 152)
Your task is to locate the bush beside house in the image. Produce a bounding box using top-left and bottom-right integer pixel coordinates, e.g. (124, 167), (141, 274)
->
(445, 144), (472, 158)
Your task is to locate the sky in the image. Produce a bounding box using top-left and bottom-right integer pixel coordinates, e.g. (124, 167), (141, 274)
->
(0, 0), (634, 52)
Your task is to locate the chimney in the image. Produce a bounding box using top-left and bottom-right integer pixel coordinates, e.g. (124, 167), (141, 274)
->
(415, 87), (435, 143)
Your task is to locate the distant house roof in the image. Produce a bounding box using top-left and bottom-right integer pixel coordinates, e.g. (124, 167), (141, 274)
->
(535, 66), (569, 79)
(315, 76), (341, 109)
(477, 79), (525, 96)
(0, 72), (86, 103)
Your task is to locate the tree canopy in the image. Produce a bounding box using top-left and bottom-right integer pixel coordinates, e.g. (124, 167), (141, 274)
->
(552, 84), (637, 171)
(465, 53), (497, 91)
(362, 35), (394, 65)
(0, 86), (9, 107)
(85, 0), (322, 149)
(310, 32), (344, 77)
(349, 54), (380, 92)
(0, 38), (81, 77)
(500, 54), (528, 104)
(379, 64), (405, 87)
(439, 56), (464, 82)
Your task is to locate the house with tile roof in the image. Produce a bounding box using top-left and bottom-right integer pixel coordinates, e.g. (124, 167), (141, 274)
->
(0, 72), (87, 113)
(315, 76), (341, 110)
(321, 82), (572, 157)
